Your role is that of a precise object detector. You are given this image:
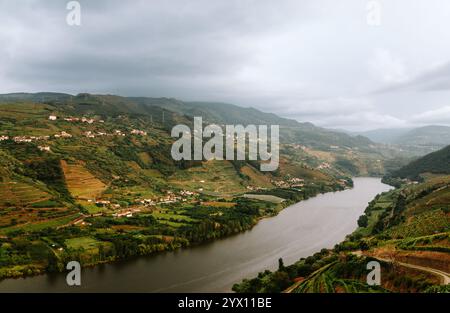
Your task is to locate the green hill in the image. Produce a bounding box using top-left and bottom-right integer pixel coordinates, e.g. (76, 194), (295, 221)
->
(390, 145), (450, 180)
(0, 92), (377, 150)
(0, 92), (367, 279)
(233, 147), (450, 293)
(233, 174), (450, 293)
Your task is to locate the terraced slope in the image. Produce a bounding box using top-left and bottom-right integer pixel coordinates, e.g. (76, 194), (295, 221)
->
(0, 178), (51, 207)
(60, 160), (107, 199)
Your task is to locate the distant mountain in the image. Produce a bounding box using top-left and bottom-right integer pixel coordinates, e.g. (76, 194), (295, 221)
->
(394, 125), (450, 147)
(354, 125), (450, 147)
(390, 145), (450, 180)
(354, 128), (412, 144)
(0, 92), (376, 150)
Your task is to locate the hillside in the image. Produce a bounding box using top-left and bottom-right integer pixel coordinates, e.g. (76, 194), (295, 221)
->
(354, 128), (412, 144)
(0, 93), (378, 150)
(388, 145), (450, 180)
(354, 126), (450, 147)
(0, 93), (365, 279)
(233, 152), (450, 293)
(395, 126), (450, 147)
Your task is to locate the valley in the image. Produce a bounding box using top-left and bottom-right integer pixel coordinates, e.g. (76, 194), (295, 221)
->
(0, 93), (361, 280)
(0, 92), (448, 293)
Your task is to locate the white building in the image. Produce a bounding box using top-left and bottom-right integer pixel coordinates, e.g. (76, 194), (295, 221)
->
(38, 146), (51, 152)
(48, 115), (57, 121)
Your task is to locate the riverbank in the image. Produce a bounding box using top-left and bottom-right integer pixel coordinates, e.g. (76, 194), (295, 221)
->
(0, 180), (350, 282)
(0, 178), (389, 292)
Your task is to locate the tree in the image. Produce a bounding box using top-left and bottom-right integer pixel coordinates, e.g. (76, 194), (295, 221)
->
(278, 257), (285, 271)
(46, 251), (60, 272)
(357, 215), (368, 228)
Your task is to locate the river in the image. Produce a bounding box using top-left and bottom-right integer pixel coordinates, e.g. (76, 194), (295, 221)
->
(0, 177), (391, 292)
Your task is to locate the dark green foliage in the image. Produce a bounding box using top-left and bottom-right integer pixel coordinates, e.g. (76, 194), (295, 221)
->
(357, 215), (368, 227)
(390, 145), (450, 180)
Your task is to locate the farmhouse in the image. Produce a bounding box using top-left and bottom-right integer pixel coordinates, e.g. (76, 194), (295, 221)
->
(54, 131), (72, 138)
(131, 129), (147, 136)
(38, 146), (51, 152)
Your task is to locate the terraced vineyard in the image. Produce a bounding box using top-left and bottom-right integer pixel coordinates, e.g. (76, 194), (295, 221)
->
(291, 261), (385, 293)
(60, 160), (107, 199)
(0, 178), (51, 208)
(168, 160), (247, 195)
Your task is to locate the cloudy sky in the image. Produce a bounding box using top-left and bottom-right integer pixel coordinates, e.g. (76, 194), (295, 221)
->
(1, 0), (450, 131)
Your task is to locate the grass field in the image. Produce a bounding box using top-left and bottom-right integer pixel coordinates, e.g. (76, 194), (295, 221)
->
(65, 236), (103, 253)
(242, 194), (285, 203)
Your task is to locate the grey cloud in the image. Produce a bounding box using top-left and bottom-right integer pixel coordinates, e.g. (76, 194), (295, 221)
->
(1, 0), (450, 130)
(373, 62), (450, 94)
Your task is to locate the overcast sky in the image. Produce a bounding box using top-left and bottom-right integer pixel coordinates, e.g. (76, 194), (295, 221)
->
(1, 0), (450, 131)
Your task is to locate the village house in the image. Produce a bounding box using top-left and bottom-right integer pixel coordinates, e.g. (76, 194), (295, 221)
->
(81, 117), (95, 124)
(112, 208), (141, 218)
(317, 162), (331, 170)
(13, 136), (32, 143)
(84, 131), (95, 138)
(180, 190), (197, 197)
(0, 135), (9, 141)
(64, 117), (80, 122)
(114, 130), (125, 136)
(38, 146), (51, 152)
(131, 129), (147, 136)
(48, 115), (57, 121)
(140, 199), (156, 206)
(54, 131), (72, 138)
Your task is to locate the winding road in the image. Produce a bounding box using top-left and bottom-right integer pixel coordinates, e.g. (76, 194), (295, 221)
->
(371, 255), (450, 285)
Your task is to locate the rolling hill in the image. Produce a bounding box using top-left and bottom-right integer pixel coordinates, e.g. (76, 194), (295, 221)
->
(0, 92), (377, 150)
(0, 92), (371, 279)
(389, 145), (450, 180)
(355, 126), (450, 148)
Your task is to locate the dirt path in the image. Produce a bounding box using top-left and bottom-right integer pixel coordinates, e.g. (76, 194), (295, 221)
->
(374, 256), (450, 285)
(353, 251), (450, 285)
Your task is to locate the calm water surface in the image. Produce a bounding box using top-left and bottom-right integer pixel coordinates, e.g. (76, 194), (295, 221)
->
(0, 177), (391, 292)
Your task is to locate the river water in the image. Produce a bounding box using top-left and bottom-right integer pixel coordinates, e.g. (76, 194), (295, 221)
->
(0, 177), (391, 293)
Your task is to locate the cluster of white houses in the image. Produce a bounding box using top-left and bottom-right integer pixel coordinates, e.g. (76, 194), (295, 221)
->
(0, 131), (72, 144)
(317, 162), (332, 170)
(49, 116), (147, 137)
(49, 115), (104, 124)
(0, 115), (149, 147)
(271, 177), (305, 188)
(86, 190), (199, 217)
